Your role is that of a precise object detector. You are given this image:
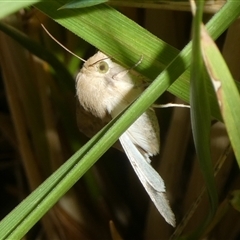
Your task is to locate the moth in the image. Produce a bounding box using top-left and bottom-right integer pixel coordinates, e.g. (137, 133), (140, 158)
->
(76, 51), (176, 227)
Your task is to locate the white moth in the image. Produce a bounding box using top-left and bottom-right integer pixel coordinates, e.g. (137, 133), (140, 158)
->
(76, 51), (176, 227)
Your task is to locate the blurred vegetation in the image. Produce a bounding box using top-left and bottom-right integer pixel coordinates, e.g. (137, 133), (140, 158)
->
(0, 0), (240, 239)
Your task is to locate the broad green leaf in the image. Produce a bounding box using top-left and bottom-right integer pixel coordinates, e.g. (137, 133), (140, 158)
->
(59, 0), (108, 9)
(201, 24), (240, 167)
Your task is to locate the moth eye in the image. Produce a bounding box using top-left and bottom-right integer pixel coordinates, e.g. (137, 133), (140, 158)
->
(98, 61), (109, 73)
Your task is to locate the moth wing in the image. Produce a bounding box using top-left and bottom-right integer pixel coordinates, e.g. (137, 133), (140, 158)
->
(120, 132), (164, 192)
(125, 108), (160, 156)
(111, 100), (159, 156)
(119, 132), (176, 227)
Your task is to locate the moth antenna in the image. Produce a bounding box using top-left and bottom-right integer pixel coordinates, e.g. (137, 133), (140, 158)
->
(41, 24), (86, 62)
(112, 54), (144, 80)
(89, 57), (109, 67)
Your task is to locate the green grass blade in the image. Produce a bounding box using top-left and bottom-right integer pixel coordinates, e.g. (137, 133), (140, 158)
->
(0, 117), (116, 239)
(189, 0), (218, 237)
(0, 46), (185, 240)
(1, 0), (240, 238)
(34, 0), (240, 121)
(201, 25), (240, 167)
(0, 43), (189, 237)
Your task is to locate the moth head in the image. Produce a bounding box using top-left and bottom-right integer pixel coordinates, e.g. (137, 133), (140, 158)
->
(83, 51), (110, 74)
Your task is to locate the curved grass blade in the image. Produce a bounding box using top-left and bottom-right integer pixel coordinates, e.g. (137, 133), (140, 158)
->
(189, 0), (218, 237)
(201, 25), (240, 167)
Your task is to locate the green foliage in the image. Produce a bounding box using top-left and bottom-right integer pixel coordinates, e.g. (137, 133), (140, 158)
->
(0, 0), (240, 239)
